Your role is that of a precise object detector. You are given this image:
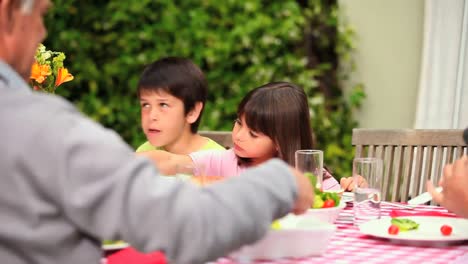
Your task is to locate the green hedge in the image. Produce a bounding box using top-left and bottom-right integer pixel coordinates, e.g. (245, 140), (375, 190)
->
(44, 0), (364, 179)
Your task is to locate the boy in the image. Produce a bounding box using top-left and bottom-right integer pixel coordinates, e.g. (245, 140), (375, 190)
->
(136, 57), (224, 154)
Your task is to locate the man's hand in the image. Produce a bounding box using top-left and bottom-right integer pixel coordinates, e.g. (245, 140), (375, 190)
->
(290, 167), (314, 214)
(428, 155), (468, 218)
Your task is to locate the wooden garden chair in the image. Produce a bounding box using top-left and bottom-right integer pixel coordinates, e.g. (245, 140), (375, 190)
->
(352, 129), (467, 202)
(200, 131), (233, 149)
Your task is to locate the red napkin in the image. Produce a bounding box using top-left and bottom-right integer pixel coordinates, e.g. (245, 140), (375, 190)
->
(389, 210), (459, 218)
(106, 247), (166, 264)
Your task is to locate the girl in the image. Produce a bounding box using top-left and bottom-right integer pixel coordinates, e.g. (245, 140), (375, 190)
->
(142, 81), (342, 190)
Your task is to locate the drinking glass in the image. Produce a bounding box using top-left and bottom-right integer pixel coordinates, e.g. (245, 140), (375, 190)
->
(295, 150), (323, 190)
(353, 157), (383, 226)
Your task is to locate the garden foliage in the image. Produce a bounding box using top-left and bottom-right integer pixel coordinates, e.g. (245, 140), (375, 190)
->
(44, 0), (364, 179)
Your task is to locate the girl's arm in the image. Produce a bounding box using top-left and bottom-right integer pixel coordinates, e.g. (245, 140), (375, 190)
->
(322, 166), (368, 191)
(322, 167), (341, 191)
(136, 150), (193, 175)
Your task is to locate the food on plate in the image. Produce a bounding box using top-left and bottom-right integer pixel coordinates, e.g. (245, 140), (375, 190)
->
(388, 224), (399, 235)
(322, 199), (335, 208)
(191, 175), (224, 186)
(271, 220), (282, 230)
(390, 218), (419, 231)
(313, 189), (340, 209)
(103, 240), (126, 245)
(440, 224), (453, 236)
(313, 196), (325, 208)
(305, 172), (341, 209)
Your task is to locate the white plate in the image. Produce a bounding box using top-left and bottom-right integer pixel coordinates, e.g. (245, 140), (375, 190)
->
(359, 216), (468, 245)
(102, 242), (129, 251)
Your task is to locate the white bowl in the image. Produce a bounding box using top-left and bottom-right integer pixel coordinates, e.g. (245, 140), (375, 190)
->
(306, 200), (346, 223)
(230, 214), (336, 260)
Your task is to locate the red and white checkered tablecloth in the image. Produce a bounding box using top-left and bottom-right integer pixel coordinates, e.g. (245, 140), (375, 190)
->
(214, 204), (468, 264)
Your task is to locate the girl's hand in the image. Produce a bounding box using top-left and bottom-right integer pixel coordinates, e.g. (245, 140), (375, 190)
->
(340, 175), (368, 192)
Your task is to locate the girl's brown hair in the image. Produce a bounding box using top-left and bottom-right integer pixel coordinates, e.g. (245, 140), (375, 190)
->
(236, 82), (314, 165)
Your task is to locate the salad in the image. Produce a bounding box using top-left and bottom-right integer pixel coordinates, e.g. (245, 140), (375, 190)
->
(103, 240), (126, 245)
(102, 240), (128, 250)
(304, 172), (341, 209)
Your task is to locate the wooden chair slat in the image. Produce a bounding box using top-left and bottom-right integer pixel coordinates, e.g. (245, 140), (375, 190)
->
(433, 146), (444, 185)
(355, 145), (363, 158)
(455, 146), (464, 159)
(400, 146), (414, 202)
(412, 146), (424, 197)
(424, 146), (434, 183)
(382, 146), (394, 201)
(368, 145), (375, 157)
(375, 145), (384, 161)
(390, 146), (403, 202)
(446, 146), (454, 164)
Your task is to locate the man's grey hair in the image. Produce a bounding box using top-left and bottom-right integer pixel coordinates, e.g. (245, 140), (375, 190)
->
(20, 0), (35, 14)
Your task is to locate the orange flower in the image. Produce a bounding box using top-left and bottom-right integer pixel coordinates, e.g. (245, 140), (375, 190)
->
(55, 67), (74, 87)
(30, 62), (51, 84)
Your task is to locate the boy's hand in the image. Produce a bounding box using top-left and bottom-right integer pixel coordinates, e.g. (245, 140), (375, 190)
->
(290, 167), (314, 214)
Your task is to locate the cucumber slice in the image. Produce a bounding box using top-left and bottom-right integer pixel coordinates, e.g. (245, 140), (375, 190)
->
(391, 218), (419, 231)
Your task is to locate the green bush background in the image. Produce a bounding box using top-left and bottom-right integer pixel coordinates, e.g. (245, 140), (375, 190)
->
(44, 0), (364, 179)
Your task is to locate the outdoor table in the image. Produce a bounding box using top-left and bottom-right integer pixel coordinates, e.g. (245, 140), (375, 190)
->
(106, 203), (468, 264)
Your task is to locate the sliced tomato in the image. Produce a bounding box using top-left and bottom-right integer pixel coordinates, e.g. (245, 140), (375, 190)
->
(322, 199), (335, 208)
(388, 224), (399, 235)
(440, 225), (452, 236)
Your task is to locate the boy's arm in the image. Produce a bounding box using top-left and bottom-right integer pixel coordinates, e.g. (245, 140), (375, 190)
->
(136, 150), (193, 175)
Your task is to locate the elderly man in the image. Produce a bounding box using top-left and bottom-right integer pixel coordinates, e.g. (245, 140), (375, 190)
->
(0, 1), (313, 263)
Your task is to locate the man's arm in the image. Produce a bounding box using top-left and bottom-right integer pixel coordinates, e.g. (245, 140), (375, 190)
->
(42, 109), (300, 263)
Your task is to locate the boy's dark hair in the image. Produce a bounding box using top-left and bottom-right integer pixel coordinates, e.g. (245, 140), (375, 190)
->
(137, 57), (207, 133)
(236, 82), (314, 166)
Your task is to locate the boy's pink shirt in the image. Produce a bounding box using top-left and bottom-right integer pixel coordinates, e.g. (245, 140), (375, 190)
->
(189, 149), (341, 190)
